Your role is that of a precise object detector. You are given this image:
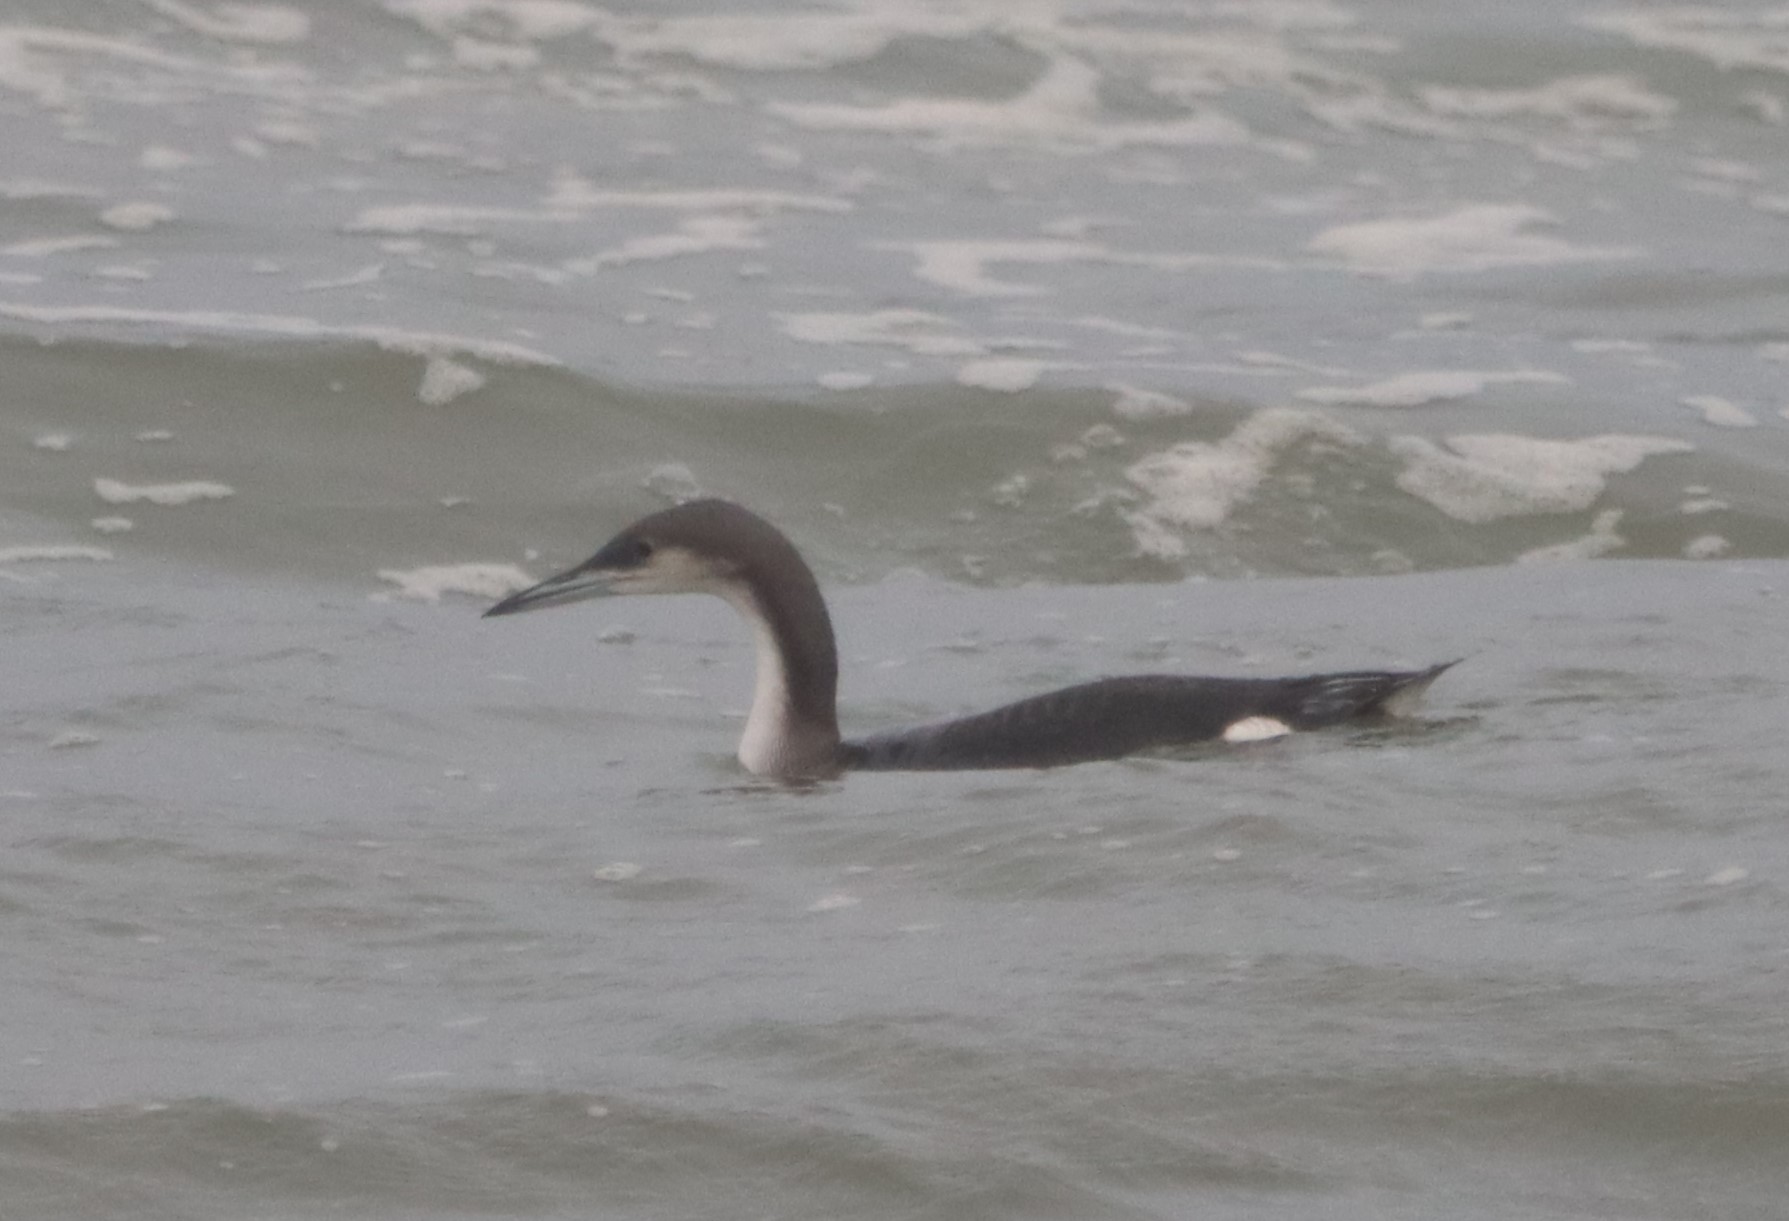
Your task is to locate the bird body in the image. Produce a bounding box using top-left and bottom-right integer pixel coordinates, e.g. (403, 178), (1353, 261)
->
(485, 499), (1454, 779)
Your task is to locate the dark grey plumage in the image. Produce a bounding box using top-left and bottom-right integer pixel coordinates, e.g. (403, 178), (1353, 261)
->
(843, 665), (1455, 771)
(485, 499), (1456, 779)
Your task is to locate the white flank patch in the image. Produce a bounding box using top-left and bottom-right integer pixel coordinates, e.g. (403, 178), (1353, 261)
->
(1222, 716), (1292, 744)
(94, 478), (234, 506)
(377, 563), (534, 603)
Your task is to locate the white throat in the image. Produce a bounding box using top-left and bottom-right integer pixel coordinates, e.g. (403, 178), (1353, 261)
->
(720, 584), (801, 776)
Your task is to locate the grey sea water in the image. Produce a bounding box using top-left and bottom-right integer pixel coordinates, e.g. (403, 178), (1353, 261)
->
(3, 1), (1789, 1217)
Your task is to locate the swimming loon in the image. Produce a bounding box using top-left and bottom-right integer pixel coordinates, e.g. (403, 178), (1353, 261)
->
(484, 499), (1454, 779)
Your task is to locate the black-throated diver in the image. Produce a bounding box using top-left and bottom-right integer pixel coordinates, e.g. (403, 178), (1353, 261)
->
(484, 499), (1455, 779)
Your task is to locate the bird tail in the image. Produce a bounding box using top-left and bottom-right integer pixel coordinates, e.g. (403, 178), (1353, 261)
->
(1375, 659), (1461, 718)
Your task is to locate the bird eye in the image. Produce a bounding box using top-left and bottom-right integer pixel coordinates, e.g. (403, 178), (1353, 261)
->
(630, 539), (654, 564)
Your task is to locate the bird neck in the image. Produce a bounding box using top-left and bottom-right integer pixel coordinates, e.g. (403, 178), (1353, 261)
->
(717, 565), (842, 778)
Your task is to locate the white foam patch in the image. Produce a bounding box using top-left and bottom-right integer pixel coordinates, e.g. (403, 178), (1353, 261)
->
(955, 358), (1061, 393)
(1124, 408), (1361, 553)
(386, 0), (601, 43)
(1073, 316), (1181, 343)
(1298, 369), (1568, 408)
(0, 544), (112, 564)
(377, 563), (534, 603)
(1309, 204), (1637, 277)
(91, 517), (134, 534)
(1680, 395), (1759, 428)
(1573, 338), (1651, 354)
(1418, 74), (1677, 124)
(0, 303), (557, 367)
(2, 236), (119, 257)
(896, 239), (1104, 297)
(345, 204), (566, 235)
(301, 263), (383, 291)
(98, 202), (175, 232)
(1108, 383), (1192, 420)
(94, 478), (234, 506)
(1518, 509), (1625, 564)
(770, 55), (1263, 153)
(1420, 312), (1474, 331)
(141, 145), (197, 171)
(1237, 351), (1349, 376)
(452, 36), (538, 71)
(0, 179), (98, 200)
(348, 189), (847, 238)
(643, 463), (703, 502)
(1584, 10), (1789, 75)
(1695, 158), (1764, 184)
(1222, 716), (1291, 744)
(1683, 534), (1731, 560)
(49, 730), (102, 749)
(545, 178), (853, 215)
(591, 8), (972, 71)
(566, 215), (764, 271)
(0, 26), (305, 109)
(1742, 89), (1787, 124)
(33, 433), (72, 451)
(817, 371), (874, 391)
(417, 355), (486, 405)
(142, 0), (310, 44)
(592, 861), (643, 882)
(806, 893), (860, 913)
(777, 309), (985, 356)
(887, 238), (1283, 298)
(1391, 433), (1693, 523)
